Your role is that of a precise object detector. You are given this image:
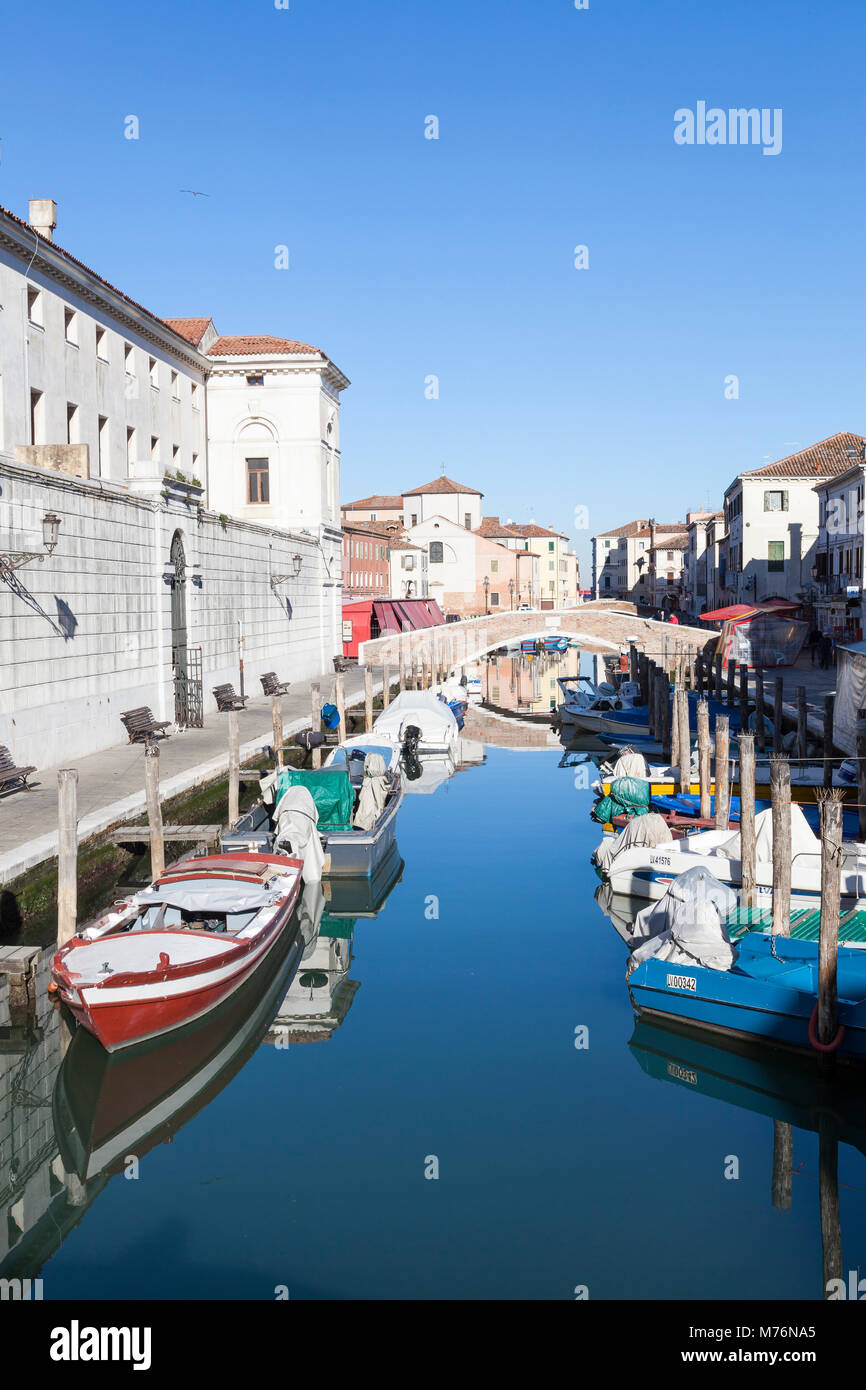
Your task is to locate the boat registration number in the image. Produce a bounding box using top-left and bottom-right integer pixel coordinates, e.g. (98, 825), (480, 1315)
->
(650, 854), (672, 867)
(667, 1062), (698, 1084)
(666, 973), (697, 992)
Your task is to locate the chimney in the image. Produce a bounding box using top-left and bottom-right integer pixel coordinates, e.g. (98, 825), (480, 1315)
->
(28, 198), (57, 242)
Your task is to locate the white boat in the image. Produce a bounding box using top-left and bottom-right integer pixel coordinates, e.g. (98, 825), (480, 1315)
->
(602, 803), (866, 908)
(556, 675), (644, 733)
(372, 689), (461, 755)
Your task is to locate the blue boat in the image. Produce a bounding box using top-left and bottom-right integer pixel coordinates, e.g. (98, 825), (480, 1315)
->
(627, 933), (866, 1064)
(653, 791), (862, 839)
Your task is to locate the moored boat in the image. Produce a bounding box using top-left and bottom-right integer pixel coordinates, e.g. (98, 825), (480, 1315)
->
(51, 853), (304, 1052)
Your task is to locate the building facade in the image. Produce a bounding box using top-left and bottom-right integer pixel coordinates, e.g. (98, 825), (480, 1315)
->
(342, 519), (391, 600)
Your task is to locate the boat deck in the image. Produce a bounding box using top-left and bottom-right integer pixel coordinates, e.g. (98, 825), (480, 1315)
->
(728, 905), (866, 946)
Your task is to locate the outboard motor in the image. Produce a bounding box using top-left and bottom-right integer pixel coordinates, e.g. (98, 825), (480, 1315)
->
(401, 724), (422, 758)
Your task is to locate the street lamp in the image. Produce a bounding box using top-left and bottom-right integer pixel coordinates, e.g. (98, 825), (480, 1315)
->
(0, 511), (62, 577)
(508, 577), (514, 610)
(483, 574), (490, 615)
(269, 553), (304, 590)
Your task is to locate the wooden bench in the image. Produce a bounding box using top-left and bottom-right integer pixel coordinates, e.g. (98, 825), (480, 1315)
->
(333, 655), (351, 673)
(213, 683), (248, 712)
(0, 746), (36, 794)
(120, 707), (171, 744)
(260, 671), (291, 696)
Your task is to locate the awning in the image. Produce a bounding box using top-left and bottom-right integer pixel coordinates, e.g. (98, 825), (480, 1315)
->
(373, 601), (402, 634)
(701, 604), (758, 621)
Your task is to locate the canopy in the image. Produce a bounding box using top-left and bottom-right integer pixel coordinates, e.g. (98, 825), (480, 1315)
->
(627, 867), (737, 975)
(137, 882), (278, 913)
(373, 689), (458, 742)
(834, 641), (866, 755)
(275, 768), (354, 832)
(713, 804), (818, 864)
(702, 599), (802, 622)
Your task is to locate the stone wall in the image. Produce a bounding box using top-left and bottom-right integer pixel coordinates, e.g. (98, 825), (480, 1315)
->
(0, 455), (341, 770)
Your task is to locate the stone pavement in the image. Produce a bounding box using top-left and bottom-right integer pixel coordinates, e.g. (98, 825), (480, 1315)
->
(0, 666), (375, 885)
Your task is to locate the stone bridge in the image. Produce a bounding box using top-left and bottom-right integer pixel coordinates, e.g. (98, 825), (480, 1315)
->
(358, 602), (707, 674)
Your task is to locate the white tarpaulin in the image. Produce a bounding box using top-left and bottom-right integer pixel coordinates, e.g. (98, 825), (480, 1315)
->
(353, 752), (389, 830)
(834, 642), (866, 756)
(626, 867), (737, 977)
(594, 812), (672, 872)
(273, 785), (325, 883)
(373, 689), (458, 743)
(137, 883), (280, 913)
(712, 804), (818, 864)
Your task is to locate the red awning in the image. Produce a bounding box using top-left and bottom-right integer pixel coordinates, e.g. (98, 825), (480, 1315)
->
(373, 601), (402, 633)
(701, 604), (757, 621)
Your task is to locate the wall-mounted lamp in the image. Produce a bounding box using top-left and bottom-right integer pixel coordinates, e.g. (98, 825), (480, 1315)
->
(0, 511), (62, 576)
(270, 554), (304, 590)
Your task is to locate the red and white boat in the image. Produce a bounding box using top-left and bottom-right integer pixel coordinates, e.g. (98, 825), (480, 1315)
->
(51, 853), (303, 1052)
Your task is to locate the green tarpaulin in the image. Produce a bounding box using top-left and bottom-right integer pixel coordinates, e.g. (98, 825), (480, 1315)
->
(594, 775), (650, 825)
(275, 768), (354, 832)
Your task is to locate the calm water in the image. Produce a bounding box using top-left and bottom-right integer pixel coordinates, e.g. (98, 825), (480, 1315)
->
(17, 694), (866, 1300)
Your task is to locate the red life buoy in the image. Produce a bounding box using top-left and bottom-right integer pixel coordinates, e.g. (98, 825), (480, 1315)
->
(808, 1002), (845, 1053)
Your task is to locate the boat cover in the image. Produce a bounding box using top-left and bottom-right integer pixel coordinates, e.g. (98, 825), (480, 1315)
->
(274, 768), (353, 832)
(712, 804), (818, 863)
(594, 775), (651, 825)
(273, 786), (325, 883)
(604, 749), (650, 781)
(625, 867), (737, 977)
(372, 689), (458, 742)
(595, 812), (672, 871)
(353, 752), (389, 831)
(297, 880), (326, 948)
(137, 883), (281, 913)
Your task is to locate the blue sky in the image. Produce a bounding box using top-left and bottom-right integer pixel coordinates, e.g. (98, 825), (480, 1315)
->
(2, 0), (865, 577)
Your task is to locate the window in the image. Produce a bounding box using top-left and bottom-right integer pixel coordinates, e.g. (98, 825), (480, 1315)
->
(64, 308), (77, 344)
(149, 357), (159, 388)
(124, 344), (135, 375)
(191, 382), (200, 410)
(126, 427), (135, 467)
(490, 591), (500, 606)
(370, 512), (377, 521)
(464, 513), (471, 530)
(667, 550), (673, 560)
(549, 541), (555, 552)
(246, 374), (264, 387)
(604, 539), (611, 549)
(27, 286), (43, 326)
(491, 559), (499, 573)
(171, 370), (179, 399)
(98, 416), (109, 475)
(411, 513), (418, 527)
(603, 575), (611, 589)
(96, 327), (108, 361)
(548, 560), (555, 571)
(191, 452), (199, 478)
(66, 402), (78, 444)
(768, 541), (785, 572)
(151, 436), (159, 464)
(764, 490), (789, 512)
(30, 390), (43, 444)
(247, 457), (269, 503)
(404, 555), (415, 570)
(429, 541), (444, 563)
(172, 444), (180, 465)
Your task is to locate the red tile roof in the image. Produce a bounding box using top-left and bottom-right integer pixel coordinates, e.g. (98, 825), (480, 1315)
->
(595, 519), (651, 539)
(342, 494), (404, 511)
(509, 522), (568, 540)
(404, 475), (482, 496)
(741, 433), (866, 479)
(207, 334), (322, 357)
(163, 317), (213, 345)
(475, 516), (523, 538)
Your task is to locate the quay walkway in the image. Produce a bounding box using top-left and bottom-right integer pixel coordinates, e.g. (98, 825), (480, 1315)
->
(0, 667), (374, 886)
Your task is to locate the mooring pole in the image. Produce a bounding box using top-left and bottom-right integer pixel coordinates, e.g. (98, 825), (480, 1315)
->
(144, 744), (165, 880)
(770, 754), (791, 938)
(657, 668), (672, 763)
(797, 686), (808, 763)
(739, 732), (756, 908)
(771, 1122), (793, 1212)
(335, 671), (347, 742)
(714, 714), (730, 832)
(714, 654), (724, 703)
(677, 682), (691, 795)
(697, 698), (711, 819)
(364, 667), (374, 733)
(272, 695), (284, 770)
(629, 642), (638, 683)
(228, 710), (240, 824)
(727, 658), (736, 708)
(817, 793), (843, 1050)
(823, 694), (834, 790)
(739, 663), (750, 741)
(310, 682), (322, 769)
(57, 768), (79, 945)
(819, 1122), (843, 1297)
(671, 684), (681, 773)
(755, 669), (766, 754)
(382, 663), (391, 709)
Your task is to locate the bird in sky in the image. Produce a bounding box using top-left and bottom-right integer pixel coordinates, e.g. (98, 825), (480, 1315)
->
(180, 189), (210, 198)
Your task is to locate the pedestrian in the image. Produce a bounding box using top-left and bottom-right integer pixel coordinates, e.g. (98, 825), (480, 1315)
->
(808, 625), (821, 666)
(819, 633), (834, 670)
(669, 611), (679, 625)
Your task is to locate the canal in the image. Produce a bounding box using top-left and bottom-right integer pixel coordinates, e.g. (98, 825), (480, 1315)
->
(8, 650), (866, 1300)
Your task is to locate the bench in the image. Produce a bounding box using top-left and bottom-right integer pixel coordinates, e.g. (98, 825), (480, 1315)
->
(333, 655), (352, 673)
(120, 707), (171, 744)
(0, 746), (36, 794)
(260, 671), (291, 697)
(213, 683), (248, 712)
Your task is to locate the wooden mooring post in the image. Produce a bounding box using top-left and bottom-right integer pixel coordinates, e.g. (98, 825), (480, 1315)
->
(228, 710), (240, 823)
(364, 667), (374, 733)
(639, 653), (649, 707)
(817, 791), (843, 1052)
(144, 743), (165, 880)
(382, 663), (391, 709)
(335, 672), (347, 744)
(697, 698), (711, 819)
(310, 682), (322, 769)
(770, 754), (791, 938)
(629, 642), (638, 683)
(657, 668), (672, 762)
(726, 658), (736, 708)
(714, 715), (730, 832)
(739, 732), (756, 909)
(57, 768), (79, 946)
(671, 684), (681, 773)
(677, 682), (690, 795)
(714, 654), (724, 702)
(739, 663), (749, 738)
(272, 695), (284, 770)
(695, 650), (705, 696)
(819, 1120), (843, 1296)
(771, 1122), (793, 1212)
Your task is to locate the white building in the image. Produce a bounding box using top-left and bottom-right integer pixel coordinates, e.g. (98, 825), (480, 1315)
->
(0, 199), (347, 767)
(389, 537), (428, 598)
(813, 454), (866, 638)
(720, 434), (866, 606)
